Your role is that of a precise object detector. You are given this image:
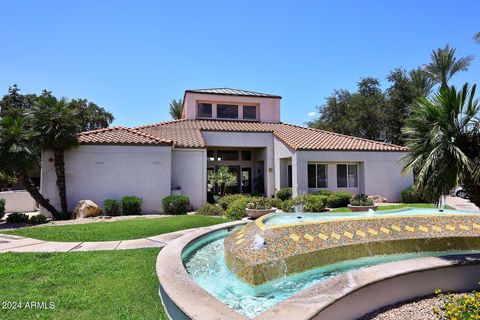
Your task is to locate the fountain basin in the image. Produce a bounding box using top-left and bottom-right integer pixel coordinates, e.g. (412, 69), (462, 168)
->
(224, 209), (480, 285)
(347, 204), (378, 212)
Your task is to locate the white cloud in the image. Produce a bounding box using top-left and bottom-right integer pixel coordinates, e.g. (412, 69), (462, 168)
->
(307, 111), (316, 117)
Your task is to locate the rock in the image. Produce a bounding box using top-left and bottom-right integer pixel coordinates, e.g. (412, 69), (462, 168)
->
(73, 200), (103, 219)
(368, 195), (388, 203)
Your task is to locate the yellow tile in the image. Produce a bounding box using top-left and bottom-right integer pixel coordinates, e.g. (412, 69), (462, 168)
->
(236, 239), (245, 245)
(405, 226), (415, 232)
(445, 225), (455, 232)
(356, 230), (366, 238)
(290, 234), (301, 242)
(473, 223), (480, 230)
(331, 232), (341, 240)
(318, 232), (328, 241)
(344, 231), (354, 239)
(459, 224), (470, 231)
(304, 233), (314, 241)
(380, 227), (390, 235)
(391, 224), (401, 232)
(418, 226), (429, 233)
(431, 225), (442, 232)
(368, 228), (378, 236)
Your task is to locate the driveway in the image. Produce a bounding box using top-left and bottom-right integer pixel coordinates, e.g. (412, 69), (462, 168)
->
(446, 196), (480, 212)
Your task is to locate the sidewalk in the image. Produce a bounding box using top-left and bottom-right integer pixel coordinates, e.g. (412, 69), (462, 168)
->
(0, 228), (196, 253)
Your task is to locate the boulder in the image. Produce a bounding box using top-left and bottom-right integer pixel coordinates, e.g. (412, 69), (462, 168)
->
(367, 195), (388, 203)
(73, 200), (103, 219)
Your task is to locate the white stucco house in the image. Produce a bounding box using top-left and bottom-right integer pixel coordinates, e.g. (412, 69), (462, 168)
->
(40, 88), (413, 214)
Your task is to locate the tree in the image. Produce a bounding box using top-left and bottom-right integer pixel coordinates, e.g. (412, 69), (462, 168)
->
(169, 99), (183, 120)
(474, 32), (480, 44)
(0, 115), (58, 215)
(68, 99), (114, 131)
(208, 166), (236, 196)
(401, 84), (480, 207)
(31, 91), (82, 215)
(424, 45), (474, 89)
(0, 85), (37, 117)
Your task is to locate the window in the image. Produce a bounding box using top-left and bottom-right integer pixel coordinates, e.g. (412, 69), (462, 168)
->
(337, 164), (358, 188)
(207, 150), (215, 161)
(216, 150), (239, 161)
(197, 103), (212, 118)
(241, 150), (252, 161)
(307, 163), (328, 188)
(217, 104), (238, 119)
(243, 105), (257, 120)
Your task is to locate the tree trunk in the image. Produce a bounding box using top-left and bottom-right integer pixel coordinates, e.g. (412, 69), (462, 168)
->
(462, 175), (480, 209)
(53, 148), (68, 214)
(17, 171), (58, 216)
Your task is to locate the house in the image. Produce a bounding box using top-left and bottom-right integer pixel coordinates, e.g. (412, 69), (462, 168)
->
(40, 88), (412, 214)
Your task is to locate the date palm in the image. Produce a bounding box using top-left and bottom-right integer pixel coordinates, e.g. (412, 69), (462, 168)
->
(424, 45), (474, 89)
(474, 32), (480, 44)
(401, 84), (480, 207)
(208, 166), (236, 196)
(0, 115), (58, 215)
(31, 91), (81, 215)
(169, 99), (183, 120)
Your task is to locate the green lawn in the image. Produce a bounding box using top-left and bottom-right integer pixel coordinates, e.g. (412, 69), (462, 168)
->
(0, 249), (166, 320)
(4, 215), (231, 242)
(330, 203), (454, 212)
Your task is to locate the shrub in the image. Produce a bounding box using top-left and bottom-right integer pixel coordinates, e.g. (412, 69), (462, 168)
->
(267, 197), (283, 209)
(350, 194), (374, 206)
(217, 194), (245, 210)
(327, 191), (353, 208)
(313, 190), (333, 197)
(162, 195), (189, 215)
(196, 204), (224, 216)
(304, 194), (328, 212)
(226, 197), (252, 220)
(29, 214), (47, 225)
(434, 289), (480, 320)
(122, 196), (143, 215)
(276, 188), (292, 201)
(6, 212), (29, 223)
(54, 211), (72, 220)
(0, 199), (5, 220)
(246, 197), (272, 210)
(281, 199), (294, 212)
(104, 199), (121, 216)
(401, 187), (430, 203)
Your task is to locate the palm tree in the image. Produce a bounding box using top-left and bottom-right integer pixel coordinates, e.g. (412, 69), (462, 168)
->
(169, 99), (183, 120)
(31, 91), (81, 215)
(401, 83), (480, 207)
(0, 115), (58, 215)
(424, 45), (474, 89)
(474, 32), (480, 44)
(409, 68), (435, 96)
(208, 166), (236, 196)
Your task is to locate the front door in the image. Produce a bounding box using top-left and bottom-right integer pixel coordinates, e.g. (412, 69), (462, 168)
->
(241, 168), (252, 194)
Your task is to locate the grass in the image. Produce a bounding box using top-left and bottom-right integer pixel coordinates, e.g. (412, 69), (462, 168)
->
(330, 203), (454, 213)
(4, 215), (231, 242)
(0, 248), (166, 320)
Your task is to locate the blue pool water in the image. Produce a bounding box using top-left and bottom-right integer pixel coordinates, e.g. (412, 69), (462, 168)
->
(263, 208), (478, 226)
(182, 227), (480, 319)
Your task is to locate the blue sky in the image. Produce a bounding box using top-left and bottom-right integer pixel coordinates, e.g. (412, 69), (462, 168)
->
(1, 0), (479, 126)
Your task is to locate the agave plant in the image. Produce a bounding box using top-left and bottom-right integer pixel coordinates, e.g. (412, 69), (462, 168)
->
(401, 84), (480, 206)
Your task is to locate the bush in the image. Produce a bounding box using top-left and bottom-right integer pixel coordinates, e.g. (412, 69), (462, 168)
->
(54, 211), (72, 220)
(313, 190), (333, 197)
(281, 199), (294, 212)
(246, 197), (272, 210)
(304, 195), (328, 212)
(0, 199), (5, 220)
(29, 214), (47, 225)
(327, 191), (353, 208)
(196, 204), (224, 216)
(6, 212), (29, 223)
(276, 188), (292, 201)
(350, 194), (374, 206)
(162, 195), (189, 215)
(217, 194), (245, 210)
(401, 187), (430, 203)
(267, 197), (283, 209)
(122, 196), (143, 215)
(226, 197), (252, 220)
(104, 199), (121, 216)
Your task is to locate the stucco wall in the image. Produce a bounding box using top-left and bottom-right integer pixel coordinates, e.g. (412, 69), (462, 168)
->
(0, 191), (37, 213)
(171, 149), (206, 209)
(295, 151), (412, 202)
(40, 145), (172, 215)
(183, 93), (281, 123)
(273, 137), (296, 192)
(202, 131), (276, 197)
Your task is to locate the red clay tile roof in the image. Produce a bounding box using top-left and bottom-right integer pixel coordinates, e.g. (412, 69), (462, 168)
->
(77, 126), (173, 145)
(133, 119), (407, 151)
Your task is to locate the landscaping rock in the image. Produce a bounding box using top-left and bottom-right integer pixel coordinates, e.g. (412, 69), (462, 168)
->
(73, 200), (103, 219)
(368, 195), (388, 203)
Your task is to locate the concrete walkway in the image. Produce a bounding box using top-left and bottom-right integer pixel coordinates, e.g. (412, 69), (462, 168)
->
(0, 228), (196, 253)
(446, 196), (480, 212)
